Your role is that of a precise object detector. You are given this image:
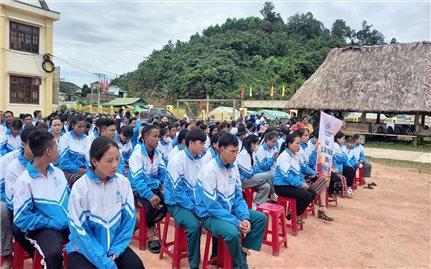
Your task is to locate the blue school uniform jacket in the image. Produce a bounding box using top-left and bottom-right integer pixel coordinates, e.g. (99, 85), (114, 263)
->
(165, 147), (202, 212)
(298, 142), (317, 176)
(253, 143), (277, 173)
(0, 149), (21, 203)
(195, 156), (249, 227)
(200, 147), (217, 165)
(236, 147), (260, 182)
(128, 144), (166, 200)
(13, 163), (69, 232)
(0, 129), (21, 156)
(274, 149), (304, 188)
(67, 171), (135, 269)
(157, 139), (173, 166)
(333, 143), (352, 174)
(4, 150), (29, 209)
(130, 119), (142, 148)
(59, 131), (87, 173)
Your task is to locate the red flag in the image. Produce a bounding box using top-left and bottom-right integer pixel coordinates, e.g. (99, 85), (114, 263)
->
(105, 79), (109, 92)
(241, 87), (245, 99)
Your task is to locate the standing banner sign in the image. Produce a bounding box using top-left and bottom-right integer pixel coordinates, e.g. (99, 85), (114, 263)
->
(316, 112), (343, 182)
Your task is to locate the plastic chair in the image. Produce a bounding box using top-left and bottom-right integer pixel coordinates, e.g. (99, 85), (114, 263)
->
(242, 188), (258, 209)
(276, 196), (305, 236)
(257, 202), (287, 256)
(202, 231), (233, 269)
(132, 205), (161, 250)
(355, 167), (365, 186)
(159, 213), (189, 269)
(12, 241), (30, 269)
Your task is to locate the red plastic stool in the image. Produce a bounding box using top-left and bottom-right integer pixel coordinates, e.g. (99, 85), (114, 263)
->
(202, 231), (233, 269)
(326, 189), (338, 208)
(12, 241), (31, 269)
(159, 213), (189, 269)
(132, 205), (161, 250)
(256, 203), (287, 256)
(242, 188), (257, 209)
(355, 167), (365, 186)
(276, 196), (305, 236)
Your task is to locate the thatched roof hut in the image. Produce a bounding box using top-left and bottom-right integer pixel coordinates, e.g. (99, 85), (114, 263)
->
(288, 42), (431, 114)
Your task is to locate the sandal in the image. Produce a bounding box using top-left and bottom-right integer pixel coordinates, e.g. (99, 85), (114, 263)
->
(318, 210), (334, 221)
(363, 184), (374, 189)
(148, 240), (161, 254)
(371, 182), (377, 187)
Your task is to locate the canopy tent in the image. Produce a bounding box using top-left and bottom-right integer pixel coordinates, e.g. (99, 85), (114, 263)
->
(208, 106), (239, 121)
(256, 109), (290, 120)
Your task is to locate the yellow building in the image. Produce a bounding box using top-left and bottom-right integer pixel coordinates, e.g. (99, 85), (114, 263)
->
(0, 0), (60, 117)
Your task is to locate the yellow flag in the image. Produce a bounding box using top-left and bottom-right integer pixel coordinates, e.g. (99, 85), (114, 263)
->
(282, 84), (285, 97)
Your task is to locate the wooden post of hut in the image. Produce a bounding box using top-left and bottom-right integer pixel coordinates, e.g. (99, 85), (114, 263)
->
(413, 112), (420, 146)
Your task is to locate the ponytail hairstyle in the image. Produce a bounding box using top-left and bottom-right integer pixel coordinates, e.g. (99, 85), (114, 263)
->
(279, 133), (300, 154)
(243, 134), (259, 165)
(261, 130), (277, 144)
(295, 128), (309, 138)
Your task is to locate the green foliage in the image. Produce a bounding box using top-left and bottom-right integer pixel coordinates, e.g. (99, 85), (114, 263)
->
(60, 81), (81, 94)
(111, 2), (391, 102)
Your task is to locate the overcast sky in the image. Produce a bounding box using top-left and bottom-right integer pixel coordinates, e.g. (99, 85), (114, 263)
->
(45, 0), (430, 87)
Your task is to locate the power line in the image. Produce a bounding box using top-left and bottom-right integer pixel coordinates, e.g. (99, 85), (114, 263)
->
(0, 46), (117, 79)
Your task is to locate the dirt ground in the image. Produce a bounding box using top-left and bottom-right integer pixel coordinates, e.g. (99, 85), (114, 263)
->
(131, 163), (431, 269)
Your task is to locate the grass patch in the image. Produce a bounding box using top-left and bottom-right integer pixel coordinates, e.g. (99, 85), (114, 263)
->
(367, 156), (431, 173)
(365, 140), (431, 153)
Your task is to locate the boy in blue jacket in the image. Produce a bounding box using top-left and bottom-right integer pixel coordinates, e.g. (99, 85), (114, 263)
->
(13, 129), (69, 269)
(195, 133), (267, 269)
(165, 128), (207, 269)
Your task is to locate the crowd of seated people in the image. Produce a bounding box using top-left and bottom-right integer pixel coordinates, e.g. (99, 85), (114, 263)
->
(0, 108), (374, 269)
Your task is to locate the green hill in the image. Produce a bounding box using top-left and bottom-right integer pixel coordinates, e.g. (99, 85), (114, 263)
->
(60, 81), (81, 94)
(111, 2), (389, 102)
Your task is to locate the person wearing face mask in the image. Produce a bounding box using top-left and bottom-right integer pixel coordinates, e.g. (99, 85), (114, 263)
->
(274, 133), (317, 224)
(157, 127), (173, 166)
(236, 135), (277, 209)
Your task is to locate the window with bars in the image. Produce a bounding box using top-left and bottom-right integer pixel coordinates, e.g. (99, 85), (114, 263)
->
(10, 75), (40, 104)
(9, 21), (39, 54)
